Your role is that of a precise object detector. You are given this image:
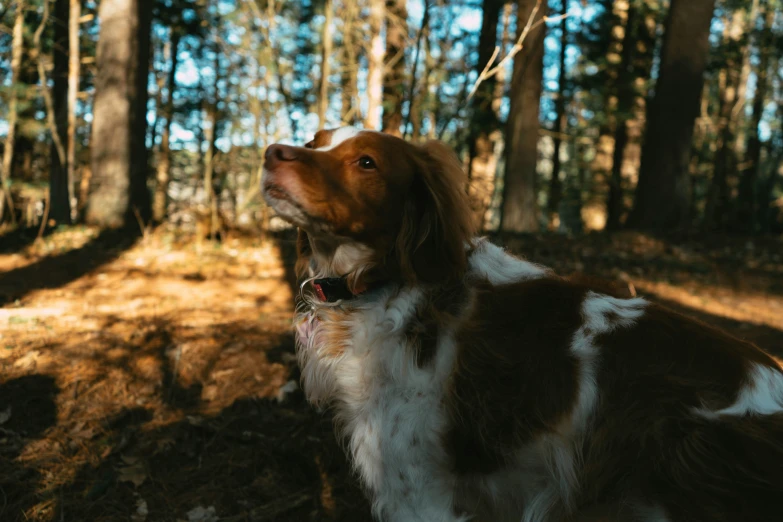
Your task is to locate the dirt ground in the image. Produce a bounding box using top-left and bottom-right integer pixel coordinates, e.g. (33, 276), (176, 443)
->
(0, 226), (781, 522)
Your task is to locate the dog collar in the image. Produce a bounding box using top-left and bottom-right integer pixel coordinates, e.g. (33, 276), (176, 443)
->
(312, 277), (356, 303)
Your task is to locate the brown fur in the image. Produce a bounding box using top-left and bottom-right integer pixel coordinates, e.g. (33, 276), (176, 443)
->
(266, 133), (474, 290)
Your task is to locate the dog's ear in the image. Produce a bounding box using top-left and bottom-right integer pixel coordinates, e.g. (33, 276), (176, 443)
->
(395, 140), (475, 285)
(295, 228), (313, 281)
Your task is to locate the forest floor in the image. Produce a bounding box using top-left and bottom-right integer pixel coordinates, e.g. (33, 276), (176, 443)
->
(0, 226), (781, 522)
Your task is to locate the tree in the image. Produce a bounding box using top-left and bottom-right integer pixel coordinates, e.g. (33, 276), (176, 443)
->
(67, 0), (81, 217)
(547, 0), (569, 228)
(381, 0), (407, 136)
(467, 0), (504, 229)
(737, 0), (776, 230)
(0, 0), (25, 224)
(365, 0), (384, 129)
(626, 0), (717, 230)
(339, 0), (360, 124)
(50, 0), (71, 224)
(704, 0), (759, 229)
(317, 0), (334, 129)
(152, 26), (181, 223)
(606, 1), (659, 230)
(86, 0), (153, 229)
(500, 0), (547, 233)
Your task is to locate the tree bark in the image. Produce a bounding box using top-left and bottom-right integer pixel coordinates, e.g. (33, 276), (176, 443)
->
(68, 0), (81, 219)
(500, 0), (547, 233)
(547, 0), (569, 229)
(152, 29), (181, 223)
(317, 0), (334, 130)
(340, 1), (359, 124)
(50, 0), (72, 225)
(381, 0), (407, 136)
(87, 0), (152, 229)
(0, 0), (25, 224)
(365, 0), (385, 130)
(626, 0), (717, 230)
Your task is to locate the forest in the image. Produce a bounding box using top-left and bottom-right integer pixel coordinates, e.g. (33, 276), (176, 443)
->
(0, 0), (782, 521)
(0, 0), (780, 237)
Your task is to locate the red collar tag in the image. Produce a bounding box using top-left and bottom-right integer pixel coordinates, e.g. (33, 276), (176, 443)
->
(312, 281), (328, 302)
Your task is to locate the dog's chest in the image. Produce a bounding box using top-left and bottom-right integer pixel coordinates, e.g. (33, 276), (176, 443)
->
(297, 290), (454, 494)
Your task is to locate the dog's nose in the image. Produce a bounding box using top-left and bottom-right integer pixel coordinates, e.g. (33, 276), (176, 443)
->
(264, 144), (298, 165)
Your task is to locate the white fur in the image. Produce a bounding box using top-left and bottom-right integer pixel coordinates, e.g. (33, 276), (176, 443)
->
(698, 364), (783, 418)
(310, 241), (375, 279)
(297, 285), (468, 522)
(468, 238), (549, 285)
(316, 126), (362, 151)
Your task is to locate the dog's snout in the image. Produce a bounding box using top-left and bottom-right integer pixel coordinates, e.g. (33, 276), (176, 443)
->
(264, 144), (298, 166)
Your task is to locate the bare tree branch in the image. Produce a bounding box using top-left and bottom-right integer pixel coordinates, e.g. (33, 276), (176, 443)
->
(466, 0), (572, 101)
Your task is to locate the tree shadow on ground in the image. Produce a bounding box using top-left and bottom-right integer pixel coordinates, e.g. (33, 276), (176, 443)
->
(494, 231), (783, 297)
(0, 226), (60, 255)
(0, 228), (140, 306)
(0, 375), (59, 521)
(1, 306), (370, 522)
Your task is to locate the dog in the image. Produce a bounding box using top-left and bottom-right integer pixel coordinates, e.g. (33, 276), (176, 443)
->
(262, 127), (783, 522)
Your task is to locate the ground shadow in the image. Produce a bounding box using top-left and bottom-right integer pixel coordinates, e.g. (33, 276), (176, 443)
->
(494, 231), (783, 298)
(0, 375), (59, 521)
(0, 226), (60, 255)
(0, 228), (140, 306)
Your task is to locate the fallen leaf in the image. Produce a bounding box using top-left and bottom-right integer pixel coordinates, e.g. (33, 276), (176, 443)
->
(117, 456), (147, 487)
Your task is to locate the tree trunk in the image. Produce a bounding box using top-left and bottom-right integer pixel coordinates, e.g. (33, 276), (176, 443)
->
(500, 0), (547, 233)
(365, 0), (385, 130)
(626, 0), (716, 230)
(340, 1), (359, 124)
(152, 29), (181, 223)
(606, 5), (638, 231)
(0, 0), (25, 224)
(130, 1), (152, 224)
(467, 0), (504, 229)
(737, 0), (773, 231)
(732, 0), (760, 159)
(704, 7), (755, 230)
(87, 0), (152, 229)
(50, 0), (72, 225)
(381, 0), (407, 136)
(317, 0), (334, 130)
(547, 0), (569, 229)
(68, 0), (81, 220)
(204, 40), (221, 240)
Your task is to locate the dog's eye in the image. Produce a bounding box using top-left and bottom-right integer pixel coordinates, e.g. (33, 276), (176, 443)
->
(358, 156), (377, 170)
(304, 140), (314, 149)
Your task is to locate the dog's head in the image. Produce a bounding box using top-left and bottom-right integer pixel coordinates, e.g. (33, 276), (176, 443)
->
(262, 127), (474, 293)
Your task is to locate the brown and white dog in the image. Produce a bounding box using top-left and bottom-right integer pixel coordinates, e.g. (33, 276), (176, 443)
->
(262, 127), (783, 522)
